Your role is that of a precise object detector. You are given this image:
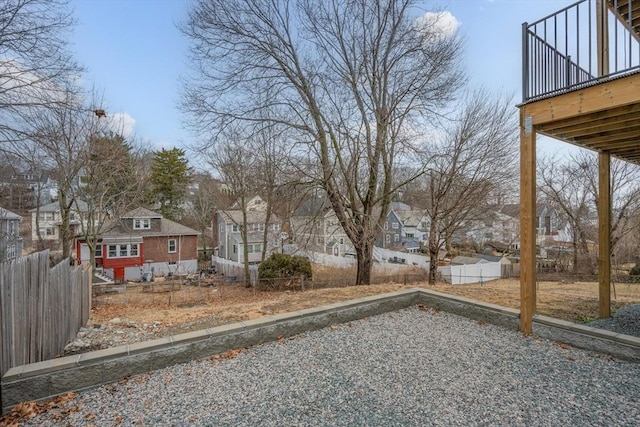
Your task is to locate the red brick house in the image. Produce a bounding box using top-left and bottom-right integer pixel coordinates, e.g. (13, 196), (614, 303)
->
(76, 207), (200, 281)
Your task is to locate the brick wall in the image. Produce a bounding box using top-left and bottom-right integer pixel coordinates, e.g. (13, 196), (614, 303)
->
(143, 235), (198, 262)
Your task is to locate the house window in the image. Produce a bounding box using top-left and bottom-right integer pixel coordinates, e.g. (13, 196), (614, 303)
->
(95, 245), (103, 258)
(40, 227), (55, 236)
(8, 221), (16, 235)
(252, 223), (265, 232)
(339, 238), (344, 244)
(248, 243), (262, 253)
(384, 222), (388, 230)
(232, 224), (239, 232)
(385, 234), (391, 243)
(168, 239), (177, 253)
(406, 233), (414, 238)
(272, 223), (280, 231)
(6, 244), (16, 259)
(233, 244), (237, 254)
(394, 234), (399, 242)
(39, 212), (54, 221)
(392, 222), (398, 229)
(133, 218), (151, 230)
(107, 244), (139, 258)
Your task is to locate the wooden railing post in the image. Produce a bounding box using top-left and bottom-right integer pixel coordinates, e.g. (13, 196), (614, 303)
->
(598, 152), (611, 318)
(520, 112), (537, 335)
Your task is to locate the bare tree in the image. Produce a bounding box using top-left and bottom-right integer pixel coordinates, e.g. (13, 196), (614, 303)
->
(73, 133), (148, 271)
(538, 154), (597, 273)
(209, 129), (260, 287)
(16, 87), (103, 258)
(546, 150), (640, 268)
(182, 0), (465, 285)
(182, 172), (225, 260)
(0, 0), (80, 144)
(414, 91), (518, 284)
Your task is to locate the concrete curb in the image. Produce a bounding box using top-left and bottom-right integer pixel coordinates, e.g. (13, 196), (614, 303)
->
(2, 288), (639, 413)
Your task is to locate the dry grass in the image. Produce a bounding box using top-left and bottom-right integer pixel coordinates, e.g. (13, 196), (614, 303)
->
(91, 267), (640, 333)
(433, 279), (640, 322)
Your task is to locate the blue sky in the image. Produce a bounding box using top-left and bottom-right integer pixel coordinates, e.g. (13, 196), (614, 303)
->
(71, 0), (574, 158)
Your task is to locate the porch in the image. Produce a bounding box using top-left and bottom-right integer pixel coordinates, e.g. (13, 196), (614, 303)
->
(519, 0), (640, 333)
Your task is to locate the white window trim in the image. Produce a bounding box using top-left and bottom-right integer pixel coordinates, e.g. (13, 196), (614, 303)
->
(107, 244), (139, 258)
(6, 244), (16, 259)
(133, 218), (151, 230)
(168, 239), (177, 253)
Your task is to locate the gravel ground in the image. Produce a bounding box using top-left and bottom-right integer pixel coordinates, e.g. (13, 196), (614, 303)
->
(21, 306), (640, 427)
(588, 303), (640, 337)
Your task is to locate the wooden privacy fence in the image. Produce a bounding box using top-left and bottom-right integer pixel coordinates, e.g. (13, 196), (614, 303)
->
(0, 250), (92, 379)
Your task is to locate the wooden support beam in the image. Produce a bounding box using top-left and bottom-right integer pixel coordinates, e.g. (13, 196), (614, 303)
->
(598, 152), (611, 318)
(520, 113), (536, 335)
(597, 0), (610, 77)
(520, 75), (640, 125)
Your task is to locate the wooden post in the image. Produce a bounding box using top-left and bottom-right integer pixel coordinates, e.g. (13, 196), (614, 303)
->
(520, 113), (536, 334)
(596, 0), (609, 77)
(598, 152), (611, 318)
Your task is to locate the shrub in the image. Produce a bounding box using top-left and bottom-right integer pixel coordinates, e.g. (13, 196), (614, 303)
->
(258, 253), (313, 280)
(630, 263), (640, 276)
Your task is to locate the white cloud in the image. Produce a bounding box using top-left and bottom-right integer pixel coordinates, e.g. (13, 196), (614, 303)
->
(414, 11), (460, 40)
(104, 112), (135, 137)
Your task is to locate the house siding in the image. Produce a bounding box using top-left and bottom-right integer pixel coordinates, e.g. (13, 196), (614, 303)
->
(143, 235), (198, 264)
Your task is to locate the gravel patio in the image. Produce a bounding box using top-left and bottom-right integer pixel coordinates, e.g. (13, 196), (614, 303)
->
(19, 306), (640, 426)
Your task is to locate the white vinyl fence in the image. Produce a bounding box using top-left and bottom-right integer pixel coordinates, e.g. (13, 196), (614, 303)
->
(373, 247), (430, 269)
(438, 261), (502, 285)
(212, 256), (258, 285)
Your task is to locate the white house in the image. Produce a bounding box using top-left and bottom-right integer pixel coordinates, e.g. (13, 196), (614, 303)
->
(217, 198), (282, 263)
(290, 198), (354, 257)
(30, 200), (89, 244)
(0, 207), (23, 262)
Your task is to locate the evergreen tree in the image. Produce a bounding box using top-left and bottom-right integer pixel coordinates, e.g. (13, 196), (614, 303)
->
(148, 147), (192, 220)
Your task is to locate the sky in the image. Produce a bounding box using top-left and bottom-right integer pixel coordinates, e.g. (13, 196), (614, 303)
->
(71, 0), (579, 162)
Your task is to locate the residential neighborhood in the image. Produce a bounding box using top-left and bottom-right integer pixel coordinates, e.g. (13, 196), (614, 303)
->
(2, 0), (640, 422)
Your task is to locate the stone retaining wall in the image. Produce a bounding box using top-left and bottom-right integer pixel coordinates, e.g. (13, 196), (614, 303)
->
(2, 288), (639, 413)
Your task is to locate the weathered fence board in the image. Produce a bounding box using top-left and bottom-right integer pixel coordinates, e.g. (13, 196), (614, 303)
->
(0, 250), (92, 381)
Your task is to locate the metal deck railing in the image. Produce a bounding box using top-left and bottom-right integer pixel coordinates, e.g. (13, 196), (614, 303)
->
(523, 0), (640, 102)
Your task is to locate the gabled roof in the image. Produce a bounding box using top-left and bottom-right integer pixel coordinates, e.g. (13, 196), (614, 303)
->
(102, 208), (200, 238)
(499, 204), (520, 219)
(31, 200), (89, 213)
(390, 201), (412, 211)
(122, 207), (163, 219)
(451, 256), (488, 265)
(395, 210), (427, 227)
(219, 209), (281, 225)
(292, 198), (332, 217)
(0, 207), (21, 220)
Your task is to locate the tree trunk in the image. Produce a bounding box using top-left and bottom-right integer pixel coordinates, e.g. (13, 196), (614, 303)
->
(355, 239), (374, 286)
(58, 192), (72, 259)
(428, 220), (439, 285)
(242, 210), (251, 288)
(572, 227), (579, 273)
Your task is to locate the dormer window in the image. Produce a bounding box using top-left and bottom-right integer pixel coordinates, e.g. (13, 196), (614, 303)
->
(134, 218), (151, 229)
